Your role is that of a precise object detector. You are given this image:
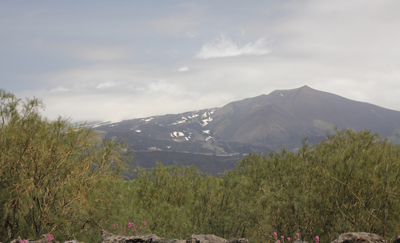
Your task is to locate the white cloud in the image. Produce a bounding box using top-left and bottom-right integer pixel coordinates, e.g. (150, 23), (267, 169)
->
(195, 35), (270, 59)
(177, 66), (189, 72)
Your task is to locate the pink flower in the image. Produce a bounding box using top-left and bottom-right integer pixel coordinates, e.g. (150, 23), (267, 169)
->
(287, 237), (290, 242)
(281, 236), (284, 240)
(273, 232), (278, 238)
(143, 221), (146, 226)
(296, 233), (299, 238)
(316, 236), (320, 242)
(278, 240), (281, 243)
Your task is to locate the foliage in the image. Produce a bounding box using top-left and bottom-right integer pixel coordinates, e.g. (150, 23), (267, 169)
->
(117, 128), (400, 243)
(0, 90), (131, 242)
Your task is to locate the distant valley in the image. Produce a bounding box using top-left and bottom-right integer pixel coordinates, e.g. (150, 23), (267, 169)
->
(92, 85), (400, 175)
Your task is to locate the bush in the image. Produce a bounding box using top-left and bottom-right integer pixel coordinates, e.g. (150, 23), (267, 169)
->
(0, 90), (131, 242)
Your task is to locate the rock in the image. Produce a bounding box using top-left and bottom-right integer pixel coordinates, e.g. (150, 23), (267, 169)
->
(393, 236), (400, 243)
(101, 230), (169, 243)
(8, 234), (81, 243)
(330, 232), (388, 243)
(101, 231), (249, 243)
(227, 238), (249, 243)
(186, 234), (227, 243)
(10, 235), (57, 243)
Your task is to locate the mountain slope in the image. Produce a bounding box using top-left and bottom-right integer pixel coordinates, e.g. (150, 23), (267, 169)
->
(209, 85), (400, 149)
(94, 85), (400, 155)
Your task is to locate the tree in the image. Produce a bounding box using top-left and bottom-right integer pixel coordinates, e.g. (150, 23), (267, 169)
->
(0, 89), (131, 242)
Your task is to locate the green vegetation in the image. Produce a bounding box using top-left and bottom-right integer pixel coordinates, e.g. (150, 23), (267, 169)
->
(0, 90), (132, 242)
(313, 119), (335, 132)
(1, 90), (399, 243)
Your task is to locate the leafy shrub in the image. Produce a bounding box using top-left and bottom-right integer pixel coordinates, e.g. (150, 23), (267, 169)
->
(0, 90), (131, 242)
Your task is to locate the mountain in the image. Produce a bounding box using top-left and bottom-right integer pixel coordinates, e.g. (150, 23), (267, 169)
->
(209, 85), (400, 149)
(93, 85), (400, 175)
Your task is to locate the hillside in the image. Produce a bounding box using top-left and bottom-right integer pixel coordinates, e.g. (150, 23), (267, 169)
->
(94, 85), (400, 155)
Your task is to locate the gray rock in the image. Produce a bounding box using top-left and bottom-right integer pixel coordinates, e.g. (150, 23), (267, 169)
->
(9, 234), (59, 243)
(100, 231), (249, 243)
(227, 238), (249, 243)
(186, 234), (227, 243)
(330, 232), (387, 243)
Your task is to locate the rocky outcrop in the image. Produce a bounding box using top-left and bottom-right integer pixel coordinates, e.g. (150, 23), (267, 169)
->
(101, 231), (248, 243)
(330, 232), (388, 243)
(9, 234), (59, 243)
(7, 231), (400, 243)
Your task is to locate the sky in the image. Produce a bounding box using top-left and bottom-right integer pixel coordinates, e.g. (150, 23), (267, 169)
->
(1, 0), (400, 122)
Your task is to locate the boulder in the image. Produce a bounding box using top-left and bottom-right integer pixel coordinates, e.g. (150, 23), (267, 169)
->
(101, 231), (248, 243)
(101, 230), (175, 243)
(227, 238), (249, 243)
(186, 234), (227, 243)
(330, 232), (388, 243)
(9, 234), (59, 243)
(393, 236), (400, 243)
(8, 234), (82, 243)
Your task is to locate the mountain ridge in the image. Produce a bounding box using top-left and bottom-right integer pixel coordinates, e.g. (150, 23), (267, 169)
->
(93, 85), (400, 174)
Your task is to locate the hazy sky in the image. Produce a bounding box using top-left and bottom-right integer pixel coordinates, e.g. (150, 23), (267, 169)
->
(1, 0), (399, 122)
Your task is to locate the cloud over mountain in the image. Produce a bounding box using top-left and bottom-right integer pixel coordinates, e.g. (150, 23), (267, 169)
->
(195, 35), (270, 59)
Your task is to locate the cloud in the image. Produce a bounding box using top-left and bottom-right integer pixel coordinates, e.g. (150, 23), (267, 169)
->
(195, 35), (270, 59)
(176, 66), (189, 72)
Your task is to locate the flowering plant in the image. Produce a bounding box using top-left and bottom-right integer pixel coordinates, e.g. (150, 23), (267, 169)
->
(105, 221), (150, 236)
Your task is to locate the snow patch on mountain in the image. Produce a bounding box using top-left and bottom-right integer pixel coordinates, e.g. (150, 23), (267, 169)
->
(202, 117), (213, 127)
(143, 118), (154, 122)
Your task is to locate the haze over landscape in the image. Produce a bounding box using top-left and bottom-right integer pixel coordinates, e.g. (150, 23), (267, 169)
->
(1, 1), (400, 122)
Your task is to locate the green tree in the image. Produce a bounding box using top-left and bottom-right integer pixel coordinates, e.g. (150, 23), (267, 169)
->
(0, 89), (131, 242)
